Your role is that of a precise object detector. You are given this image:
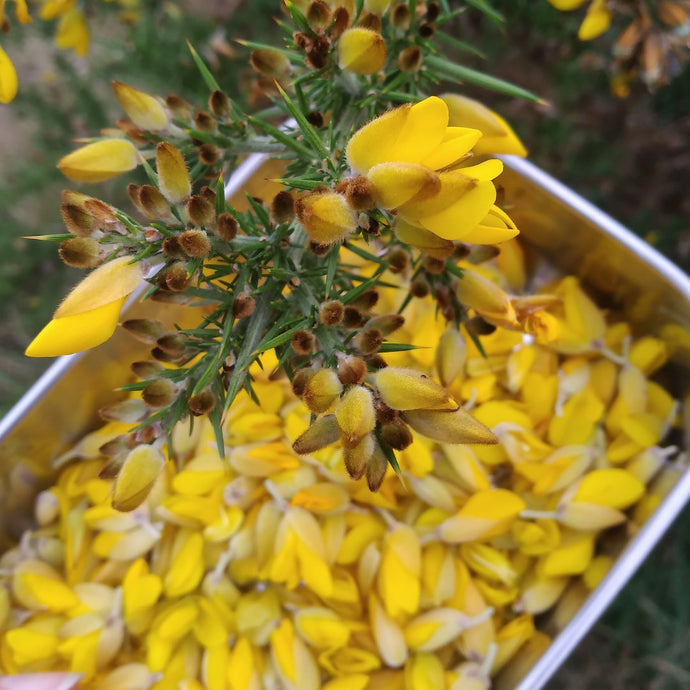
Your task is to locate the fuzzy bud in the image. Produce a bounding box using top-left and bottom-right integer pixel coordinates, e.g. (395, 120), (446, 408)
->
(419, 22), (435, 38)
(187, 194), (216, 227)
(232, 293), (256, 319)
(198, 144), (222, 166)
(188, 389), (217, 416)
(303, 368), (343, 413)
(270, 191), (295, 224)
(306, 36), (331, 69)
(398, 45), (422, 72)
(58, 237), (102, 268)
(179, 229), (211, 258)
(337, 355), (368, 385)
(112, 80), (169, 131)
(307, 0), (331, 30)
(291, 368), (313, 398)
(410, 276), (430, 298)
(343, 434), (374, 480)
(166, 94), (192, 119)
(343, 306), (365, 329)
(99, 398), (149, 424)
(164, 261), (191, 291)
(319, 300), (345, 327)
(352, 289), (379, 312)
(131, 360), (163, 379)
(293, 414), (340, 455)
(379, 419), (413, 451)
(296, 191), (357, 245)
(291, 329), (316, 355)
(156, 142), (191, 204)
(366, 443), (389, 491)
(157, 333), (187, 356)
(402, 407), (497, 445)
(139, 184), (171, 220)
(330, 7), (350, 39)
(112, 444), (166, 512)
(61, 202), (96, 237)
(338, 27), (386, 74)
(308, 241), (331, 256)
(354, 328), (383, 355)
(366, 313), (405, 336)
(142, 378), (178, 408)
(335, 385), (376, 448)
(391, 2), (411, 29)
(194, 110), (216, 132)
(122, 319), (167, 344)
(376, 366), (458, 411)
(358, 12), (382, 31)
(423, 256), (445, 275)
(216, 212), (239, 242)
(209, 89), (231, 118)
(345, 176), (376, 211)
(307, 111), (324, 128)
(162, 236), (186, 259)
(250, 49), (291, 79)
(425, 1), (441, 22)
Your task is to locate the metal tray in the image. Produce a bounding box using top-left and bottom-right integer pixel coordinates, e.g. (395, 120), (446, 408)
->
(1, 154), (689, 689)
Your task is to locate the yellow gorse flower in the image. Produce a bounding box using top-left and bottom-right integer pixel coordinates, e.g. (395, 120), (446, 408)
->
(0, 43), (19, 104)
(548, 0), (612, 40)
(346, 96), (519, 245)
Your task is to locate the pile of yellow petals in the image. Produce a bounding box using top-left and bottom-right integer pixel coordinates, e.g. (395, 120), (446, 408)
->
(2, 244), (683, 690)
(346, 96), (520, 247)
(547, 0), (612, 41)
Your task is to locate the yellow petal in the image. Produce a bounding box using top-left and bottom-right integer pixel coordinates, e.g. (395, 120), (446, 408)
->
(112, 444), (165, 511)
(403, 407), (496, 445)
(15, 0), (32, 23)
(56, 7), (89, 56)
(394, 219), (455, 259)
(338, 27), (386, 75)
(457, 159), (504, 181)
(156, 141), (191, 203)
(335, 385), (376, 447)
(419, 126), (482, 170)
(0, 43), (18, 104)
(548, 0), (588, 8)
(368, 162), (439, 209)
(572, 468), (645, 509)
(578, 0), (612, 40)
(58, 138), (139, 182)
(113, 80), (169, 130)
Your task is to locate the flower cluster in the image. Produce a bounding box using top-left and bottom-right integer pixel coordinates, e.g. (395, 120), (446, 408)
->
(547, 0), (690, 91)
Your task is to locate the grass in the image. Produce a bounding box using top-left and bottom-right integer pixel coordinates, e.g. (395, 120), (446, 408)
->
(1, 2), (689, 687)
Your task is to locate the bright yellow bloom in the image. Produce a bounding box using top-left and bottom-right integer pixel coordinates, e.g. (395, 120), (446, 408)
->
(112, 80), (169, 131)
(347, 96), (518, 244)
(55, 7), (89, 56)
(26, 256), (142, 357)
(338, 28), (386, 75)
(57, 138), (140, 182)
(0, 43), (19, 104)
(548, 0), (612, 41)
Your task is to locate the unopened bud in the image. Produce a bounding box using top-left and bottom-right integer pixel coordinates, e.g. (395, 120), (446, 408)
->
(410, 276), (430, 298)
(164, 261), (191, 291)
(194, 110), (216, 132)
(135, 424), (160, 445)
(198, 144), (221, 166)
(354, 328), (383, 355)
(307, 0), (331, 30)
(188, 389), (216, 416)
(352, 289), (379, 312)
(308, 241), (331, 256)
(330, 7), (350, 39)
(293, 414), (340, 454)
(319, 300), (345, 326)
(398, 45), (422, 72)
(233, 293), (256, 319)
(58, 237), (102, 268)
(122, 319), (168, 344)
(343, 434), (374, 480)
(156, 142), (191, 204)
(179, 229), (211, 258)
(61, 202), (95, 237)
(162, 236), (186, 259)
(366, 313), (405, 336)
(270, 191), (295, 224)
(216, 212), (239, 242)
(358, 12), (382, 31)
(291, 368), (313, 398)
(402, 407), (497, 445)
(366, 443), (389, 491)
(157, 333), (187, 356)
(209, 89), (231, 118)
(423, 256), (445, 275)
(142, 378), (178, 408)
(335, 384), (376, 448)
(345, 176), (376, 211)
(112, 80), (169, 131)
(376, 367), (457, 411)
(222, 354), (236, 372)
(99, 398), (149, 424)
(139, 184), (171, 219)
(379, 419), (413, 451)
(425, 1), (441, 21)
(291, 329), (316, 355)
(337, 354), (368, 385)
(304, 368), (343, 413)
(250, 49), (291, 79)
(131, 360), (163, 379)
(306, 36), (331, 69)
(338, 27), (386, 74)
(419, 22), (435, 38)
(166, 94), (192, 119)
(391, 2), (411, 29)
(343, 306), (365, 329)
(99, 455), (127, 479)
(306, 111), (324, 128)
(435, 327), (466, 387)
(187, 195), (216, 227)
(35, 491), (60, 527)
(296, 191), (357, 245)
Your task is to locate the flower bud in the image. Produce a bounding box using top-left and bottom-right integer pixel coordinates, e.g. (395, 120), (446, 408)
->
(0, 44), (18, 104)
(142, 378), (178, 408)
(425, 1), (441, 22)
(187, 194), (216, 227)
(61, 201), (96, 236)
(156, 142), (191, 204)
(161, 236), (186, 259)
(366, 443), (389, 491)
(303, 368), (343, 413)
(335, 385), (376, 447)
(435, 327), (466, 387)
(379, 419), (413, 451)
(398, 45), (422, 72)
(344, 176), (376, 211)
(410, 276), (430, 298)
(166, 93), (192, 119)
(343, 306), (365, 328)
(293, 414), (341, 454)
(139, 184), (171, 220)
(337, 354), (368, 385)
(376, 367), (457, 411)
(402, 408), (496, 445)
(58, 237), (103, 268)
(122, 319), (167, 344)
(99, 398), (149, 424)
(338, 27), (386, 74)
(194, 110), (216, 132)
(271, 190), (295, 223)
(215, 212), (239, 242)
(164, 261), (191, 291)
(296, 191), (357, 245)
(198, 143), (222, 166)
(131, 360), (163, 379)
(291, 368), (313, 397)
(232, 293), (256, 319)
(319, 300), (345, 326)
(112, 80), (169, 131)
(112, 444), (166, 512)
(343, 434), (375, 480)
(364, 0), (392, 13)
(209, 89), (231, 118)
(179, 229), (211, 258)
(58, 138), (140, 183)
(156, 333), (187, 356)
(291, 329), (316, 355)
(366, 313), (405, 336)
(354, 328), (383, 355)
(188, 389), (216, 416)
(391, 2), (411, 29)
(250, 49), (291, 79)
(306, 35), (331, 69)
(358, 12), (382, 31)
(307, 0), (331, 30)
(330, 7), (350, 38)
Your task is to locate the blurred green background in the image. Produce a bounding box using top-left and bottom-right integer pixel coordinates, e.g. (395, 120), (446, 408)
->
(0, 1), (688, 687)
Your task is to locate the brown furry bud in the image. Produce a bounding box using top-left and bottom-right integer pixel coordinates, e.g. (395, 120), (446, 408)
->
(122, 319), (167, 344)
(179, 229), (211, 258)
(127, 183), (144, 211)
(319, 300), (345, 326)
(131, 361), (163, 379)
(135, 425), (160, 445)
(419, 22), (435, 38)
(291, 329), (316, 355)
(200, 186), (216, 204)
(166, 94), (192, 119)
(330, 6), (349, 39)
(345, 176), (376, 211)
(198, 144), (221, 166)
(423, 256), (445, 275)
(337, 355), (368, 385)
(425, 1), (441, 21)
(165, 261), (191, 291)
(291, 368), (313, 397)
(157, 333), (186, 356)
(250, 49), (291, 78)
(270, 191), (295, 223)
(355, 328), (383, 355)
(379, 420), (413, 451)
(187, 194), (216, 227)
(366, 444), (389, 491)
(161, 236), (185, 259)
(306, 111), (324, 128)
(351, 289), (379, 312)
(188, 389), (216, 416)
(391, 3), (411, 29)
(209, 90), (231, 118)
(367, 354), (388, 371)
(216, 212), (239, 242)
(398, 45), (422, 72)
(139, 184), (171, 220)
(466, 316), (497, 336)
(194, 110), (216, 132)
(387, 247), (410, 274)
(303, 368), (343, 413)
(366, 313), (405, 336)
(343, 306), (365, 329)
(343, 435), (374, 480)
(58, 237), (102, 268)
(306, 36), (331, 69)
(151, 346), (185, 363)
(358, 12), (382, 31)
(142, 378), (178, 408)
(61, 203), (96, 237)
(410, 276), (430, 298)
(307, 0), (331, 30)
(233, 293), (256, 319)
